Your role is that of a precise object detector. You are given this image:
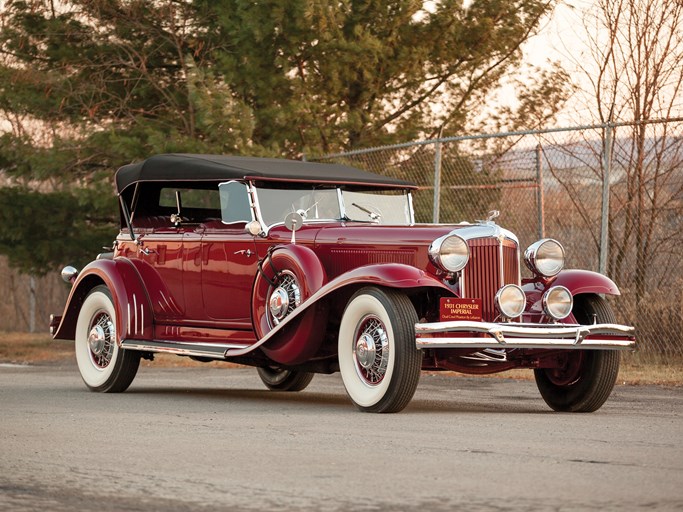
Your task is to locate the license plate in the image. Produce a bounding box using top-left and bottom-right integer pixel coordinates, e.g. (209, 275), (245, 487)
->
(440, 297), (483, 322)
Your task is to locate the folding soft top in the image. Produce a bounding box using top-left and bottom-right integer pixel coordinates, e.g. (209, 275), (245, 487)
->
(115, 153), (416, 194)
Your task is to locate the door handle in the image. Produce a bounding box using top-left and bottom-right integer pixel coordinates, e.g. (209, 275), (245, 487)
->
(234, 249), (254, 257)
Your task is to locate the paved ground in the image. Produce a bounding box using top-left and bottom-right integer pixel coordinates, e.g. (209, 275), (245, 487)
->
(1, 362), (682, 511)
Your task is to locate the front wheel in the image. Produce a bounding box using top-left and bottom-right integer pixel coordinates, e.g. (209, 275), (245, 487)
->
(75, 285), (140, 392)
(534, 294), (620, 412)
(338, 287), (422, 413)
(256, 366), (314, 391)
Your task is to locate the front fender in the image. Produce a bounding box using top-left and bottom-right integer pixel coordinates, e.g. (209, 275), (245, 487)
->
(550, 269), (620, 296)
(522, 269), (620, 321)
(53, 258), (153, 344)
(228, 263), (451, 358)
(323, 263), (453, 295)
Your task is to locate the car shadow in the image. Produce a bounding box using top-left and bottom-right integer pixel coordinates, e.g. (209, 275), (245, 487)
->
(127, 386), (351, 408)
(124, 386), (549, 414)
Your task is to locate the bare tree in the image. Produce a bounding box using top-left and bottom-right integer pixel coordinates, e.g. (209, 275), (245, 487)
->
(573, 0), (683, 300)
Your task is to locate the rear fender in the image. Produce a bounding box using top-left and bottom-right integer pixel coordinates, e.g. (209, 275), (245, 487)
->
(52, 258), (153, 344)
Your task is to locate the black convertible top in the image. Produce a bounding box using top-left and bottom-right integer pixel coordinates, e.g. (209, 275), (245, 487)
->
(115, 154), (416, 193)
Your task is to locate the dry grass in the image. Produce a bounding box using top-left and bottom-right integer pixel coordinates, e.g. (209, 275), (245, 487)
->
(0, 332), (234, 368)
(1, 332), (681, 386)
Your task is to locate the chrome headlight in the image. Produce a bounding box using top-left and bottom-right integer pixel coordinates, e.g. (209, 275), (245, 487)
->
(542, 286), (573, 320)
(524, 239), (565, 277)
(495, 284), (526, 319)
(429, 234), (469, 272)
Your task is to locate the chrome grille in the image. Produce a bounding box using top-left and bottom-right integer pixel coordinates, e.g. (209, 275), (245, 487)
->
(462, 238), (520, 321)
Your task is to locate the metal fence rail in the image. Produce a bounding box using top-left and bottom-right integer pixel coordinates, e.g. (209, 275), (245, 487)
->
(311, 119), (683, 363)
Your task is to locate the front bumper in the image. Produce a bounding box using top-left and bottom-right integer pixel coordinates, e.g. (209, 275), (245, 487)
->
(415, 321), (635, 350)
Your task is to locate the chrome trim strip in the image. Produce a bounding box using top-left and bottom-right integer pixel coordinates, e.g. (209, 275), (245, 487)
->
(337, 188), (346, 220)
(127, 303), (131, 336)
(452, 223), (520, 246)
(415, 321), (635, 350)
(133, 293), (138, 335)
(407, 191), (415, 225)
(121, 339), (250, 359)
(498, 235), (504, 288)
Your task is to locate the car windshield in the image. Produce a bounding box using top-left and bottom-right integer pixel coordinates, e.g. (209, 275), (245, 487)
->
(342, 189), (412, 225)
(255, 185), (413, 227)
(255, 186), (341, 226)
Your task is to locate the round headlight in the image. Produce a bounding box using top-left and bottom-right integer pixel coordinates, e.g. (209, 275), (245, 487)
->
(524, 239), (565, 277)
(429, 234), (469, 272)
(495, 284), (526, 319)
(542, 286), (573, 320)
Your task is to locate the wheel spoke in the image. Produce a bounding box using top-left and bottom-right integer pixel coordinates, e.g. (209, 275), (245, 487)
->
(354, 315), (389, 386)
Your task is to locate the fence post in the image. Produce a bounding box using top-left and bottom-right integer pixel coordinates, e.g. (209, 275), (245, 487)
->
(29, 275), (36, 333)
(599, 123), (613, 275)
(535, 143), (545, 239)
(433, 139), (442, 223)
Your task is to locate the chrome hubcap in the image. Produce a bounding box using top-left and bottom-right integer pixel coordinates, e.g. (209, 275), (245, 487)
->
(88, 312), (115, 369)
(269, 288), (290, 320)
(355, 333), (376, 370)
(88, 325), (106, 355)
(353, 316), (389, 386)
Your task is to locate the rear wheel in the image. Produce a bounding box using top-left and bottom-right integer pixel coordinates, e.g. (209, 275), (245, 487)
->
(534, 295), (620, 412)
(338, 287), (422, 413)
(75, 285), (140, 392)
(256, 366), (314, 391)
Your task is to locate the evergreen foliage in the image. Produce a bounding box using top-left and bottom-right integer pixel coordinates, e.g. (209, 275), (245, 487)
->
(0, 0), (559, 274)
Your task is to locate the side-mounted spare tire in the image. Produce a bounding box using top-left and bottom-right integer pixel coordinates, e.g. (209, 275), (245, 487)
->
(251, 244), (328, 365)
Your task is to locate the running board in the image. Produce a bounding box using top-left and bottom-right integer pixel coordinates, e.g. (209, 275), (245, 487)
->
(121, 339), (250, 360)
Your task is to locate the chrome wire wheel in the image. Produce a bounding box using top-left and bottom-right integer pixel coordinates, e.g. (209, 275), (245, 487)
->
(267, 270), (301, 328)
(353, 315), (390, 386)
(338, 286), (422, 413)
(75, 285), (140, 393)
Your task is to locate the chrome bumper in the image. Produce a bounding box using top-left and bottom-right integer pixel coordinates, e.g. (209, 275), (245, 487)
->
(415, 321), (636, 350)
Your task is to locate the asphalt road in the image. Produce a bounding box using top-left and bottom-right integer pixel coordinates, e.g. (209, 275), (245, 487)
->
(1, 362), (681, 511)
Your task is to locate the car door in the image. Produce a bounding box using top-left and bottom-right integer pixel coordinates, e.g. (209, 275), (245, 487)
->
(200, 181), (258, 326)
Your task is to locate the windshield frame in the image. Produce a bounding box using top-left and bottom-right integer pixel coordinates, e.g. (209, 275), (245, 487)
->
(251, 182), (415, 233)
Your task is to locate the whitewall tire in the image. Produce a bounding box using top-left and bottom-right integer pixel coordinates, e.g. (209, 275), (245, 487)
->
(338, 287), (422, 413)
(75, 285), (140, 392)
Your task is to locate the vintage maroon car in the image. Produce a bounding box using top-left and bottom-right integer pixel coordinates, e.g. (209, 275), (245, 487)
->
(50, 154), (635, 413)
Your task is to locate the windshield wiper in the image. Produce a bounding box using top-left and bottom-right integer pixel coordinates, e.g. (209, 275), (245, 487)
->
(350, 202), (381, 221)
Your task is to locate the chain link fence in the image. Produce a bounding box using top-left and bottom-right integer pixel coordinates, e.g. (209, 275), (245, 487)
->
(311, 119), (683, 364)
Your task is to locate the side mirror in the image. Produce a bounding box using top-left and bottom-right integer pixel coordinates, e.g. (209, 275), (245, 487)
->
(284, 212), (304, 244)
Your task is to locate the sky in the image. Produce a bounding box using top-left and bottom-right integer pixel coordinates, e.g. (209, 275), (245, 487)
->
(518, 0), (683, 125)
(494, 0), (596, 127)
